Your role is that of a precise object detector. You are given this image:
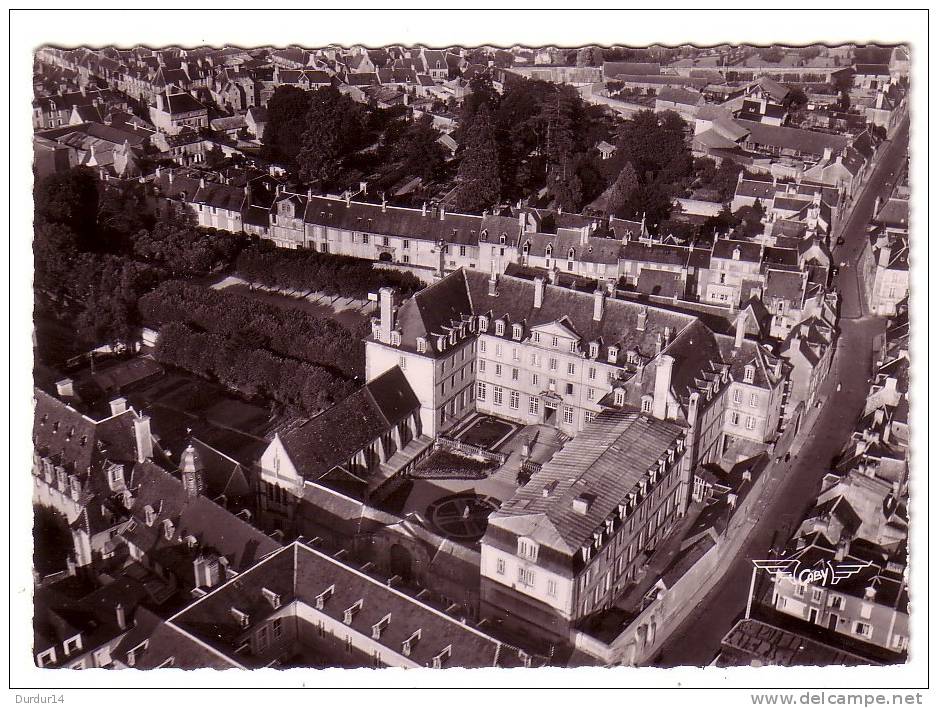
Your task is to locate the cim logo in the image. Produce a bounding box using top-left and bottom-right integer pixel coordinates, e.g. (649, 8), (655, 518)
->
(752, 558), (874, 586)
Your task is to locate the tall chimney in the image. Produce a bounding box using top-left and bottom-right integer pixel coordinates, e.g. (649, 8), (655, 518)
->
(533, 277), (545, 309)
(55, 378), (74, 398)
(379, 287), (396, 344)
(109, 398), (128, 416)
(134, 415), (153, 463)
(653, 354), (674, 420)
(421, 202), (427, 217)
(115, 603), (127, 631)
(593, 289), (605, 321)
(636, 308), (647, 332)
(180, 443), (204, 499)
(440, 205), (446, 221)
(735, 311), (748, 349)
(488, 261), (498, 296)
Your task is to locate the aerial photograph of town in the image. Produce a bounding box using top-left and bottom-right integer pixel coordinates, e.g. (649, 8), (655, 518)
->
(21, 19), (920, 692)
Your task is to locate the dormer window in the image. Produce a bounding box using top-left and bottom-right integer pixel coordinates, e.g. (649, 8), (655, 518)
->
(343, 599), (363, 625)
(390, 331), (401, 347)
(522, 241), (530, 255)
(436, 335), (445, 351)
(371, 613), (391, 640)
(615, 389), (626, 407)
(262, 587), (281, 610)
(230, 607), (250, 629)
(479, 316), (488, 332)
(545, 244), (553, 258)
(416, 337), (427, 353)
(480, 229), (488, 242)
(512, 324), (522, 340)
(495, 320), (505, 337)
(744, 365), (755, 384)
(499, 233), (507, 245)
(315, 584), (335, 610)
(640, 395), (652, 413)
(144, 505), (156, 526)
(517, 537), (538, 562)
(162, 518), (174, 541)
(627, 350), (639, 365)
(589, 342), (599, 358)
(402, 629), (421, 657)
(608, 346), (619, 364)
(431, 645), (452, 669)
(449, 330), (456, 345)
(568, 247), (575, 260)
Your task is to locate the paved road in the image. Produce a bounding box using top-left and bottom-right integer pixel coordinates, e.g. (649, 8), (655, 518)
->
(653, 316), (884, 667)
(832, 116), (910, 319)
(651, 120), (909, 667)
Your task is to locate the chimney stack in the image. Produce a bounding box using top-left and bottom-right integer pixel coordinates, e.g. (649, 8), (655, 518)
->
(653, 355), (674, 420)
(134, 415), (153, 463)
(378, 287), (396, 344)
(488, 261), (498, 296)
(55, 378), (74, 398)
(533, 277), (545, 308)
(593, 289), (605, 321)
(115, 603), (127, 631)
(735, 311), (748, 349)
(180, 443), (204, 499)
(109, 398), (127, 417)
(421, 202), (427, 217)
(440, 205), (446, 221)
(636, 308), (647, 332)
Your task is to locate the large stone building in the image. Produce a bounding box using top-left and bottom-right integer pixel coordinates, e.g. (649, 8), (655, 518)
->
(480, 410), (688, 642)
(366, 269), (788, 458)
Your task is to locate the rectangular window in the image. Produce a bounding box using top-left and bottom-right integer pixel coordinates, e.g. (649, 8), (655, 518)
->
(511, 368), (519, 381)
(565, 383), (574, 395)
(512, 347), (520, 361)
(495, 344), (503, 358)
(517, 567), (535, 587)
(479, 340), (486, 353)
(496, 558), (505, 575)
(510, 391), (520, 409)
(532, 374), (539, 387)
(495, 363), (503, 377)
(477, 382), (487, 401)
(362, 233), (369, 244)
(529, 397), (539, 415)
(563, 406), (574, 425)
(479, 359), (486, 373)
(547, 579), (557, 597)
(402, 239), (410, 250)
(588, 367), (596, 380)
(733, 389), (742, 404)
(750, 393), (758, 407)
(549, 358), (558, 371)
(587, 388), (595, 401)
(493, 386), (503, 406)
(460, 246), (466, 257)
(585, 411), (596, 423)
(746, 416), (756, 430)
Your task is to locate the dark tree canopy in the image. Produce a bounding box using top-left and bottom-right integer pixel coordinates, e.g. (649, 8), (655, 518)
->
(298, 86), (366, 187)
(261, 85), (311, 168)
(455, 104), (501, 213)
(396, 115), (448, 183)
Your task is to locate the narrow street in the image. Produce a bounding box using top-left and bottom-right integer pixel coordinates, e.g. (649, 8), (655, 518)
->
(652, 117), (909, 667)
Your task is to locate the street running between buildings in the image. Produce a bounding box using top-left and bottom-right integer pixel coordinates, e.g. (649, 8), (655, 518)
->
(751, 693), (924, 706)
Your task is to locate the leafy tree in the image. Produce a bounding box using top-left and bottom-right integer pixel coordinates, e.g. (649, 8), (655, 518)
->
(576, 47), (593, 67)
(34, 167), (99, 248)
(758, 47), (785, 64)
(397, 115), (447, 182)
(710, 160), (744, 203)
(261, 85), (311, 167)
(607, 162), (640, 218)
(614, 109), (691, 187)
(455, 104), (501, 213)
(461, 70), (500, 137)
(297, 86), (365, 186)
(783, 87), (808, 111)
(205, 144), (227, 169)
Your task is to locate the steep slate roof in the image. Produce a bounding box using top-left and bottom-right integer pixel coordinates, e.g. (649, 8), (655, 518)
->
(491, 410), (685, 554)
(142, 541), (523, 669)
(33, 389), (139, 473)
(304, 196), (482, 246)
(764, 269), (807, 303)
(124, 460), (280, 574)
(277, 367), (419, 481)
(657, 87), (703, 107)
(192, 180), (246, 212)
(738, 119), (849, 155)
(157, 90), (205, 115)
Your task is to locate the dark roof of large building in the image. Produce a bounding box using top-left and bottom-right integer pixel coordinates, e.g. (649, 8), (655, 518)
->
(136, 541), (523, 669)
(738, 120), (850, 156)
(277, 367), (419, 481)
(489, 410), (685, 554)
(304, 196), (482, 246)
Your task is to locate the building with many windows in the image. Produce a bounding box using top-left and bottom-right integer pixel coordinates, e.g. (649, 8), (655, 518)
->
(480, 410), (688, 642)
